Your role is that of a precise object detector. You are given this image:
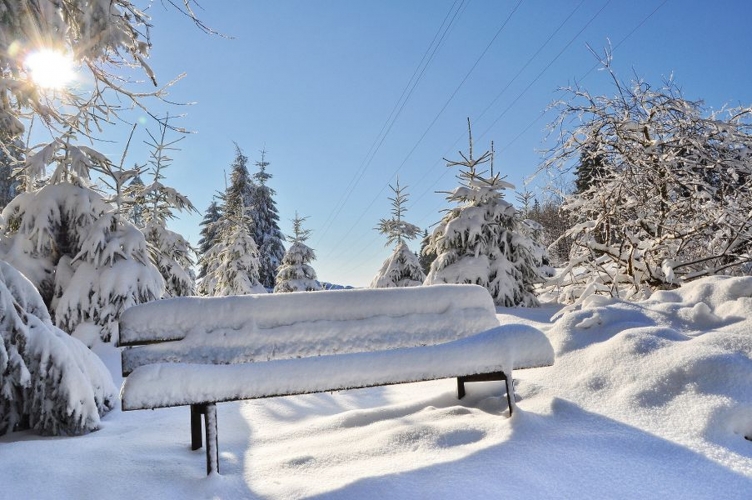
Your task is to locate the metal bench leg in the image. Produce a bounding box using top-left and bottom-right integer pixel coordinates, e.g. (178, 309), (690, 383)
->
(204, 403), (219, 475)
(457, 378), (466, 399)
(191, 404), (203, 451)
(505, 372), (515, 416)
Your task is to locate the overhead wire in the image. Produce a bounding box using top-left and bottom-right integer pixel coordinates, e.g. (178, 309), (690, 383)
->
(314, 0), (467, 246)
(331, 0), (670, 281)
(325, 0), (525, 261)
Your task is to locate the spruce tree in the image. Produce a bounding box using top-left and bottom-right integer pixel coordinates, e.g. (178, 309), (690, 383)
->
(129, 119), (197, 298)
(424, 120), (540, 307)
(274, 213), (322, 293)
(251, 150), (285, 289)
(370, 178), (425, 288)
(199, 205), (265, 296)
(196, 197), (223, 280)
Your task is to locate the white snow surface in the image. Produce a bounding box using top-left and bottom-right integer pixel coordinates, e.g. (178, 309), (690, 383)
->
(2, 276), (752, 498)
(121, 323), (554, 410)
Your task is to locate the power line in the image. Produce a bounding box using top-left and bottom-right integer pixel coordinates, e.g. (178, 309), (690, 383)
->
(325, 0), (525, 261)
(315, 0), (466, 246)
(407, 0), (587, 211)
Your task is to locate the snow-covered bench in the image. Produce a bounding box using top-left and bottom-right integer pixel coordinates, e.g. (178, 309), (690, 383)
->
(118, 284), (554, 474)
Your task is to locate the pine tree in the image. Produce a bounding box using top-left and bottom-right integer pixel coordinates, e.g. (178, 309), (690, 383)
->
(371, 178), (424, 288)
(127, 119), (197, 298)
(424, 120), (540, 306)
(196, 197), (223, 280)
(198, 205), (265, 296)
(198, 145), (265, 296)
(274, 213), (322, 293)
(251, 150), (285, 289)
(418, 230), (436, 276)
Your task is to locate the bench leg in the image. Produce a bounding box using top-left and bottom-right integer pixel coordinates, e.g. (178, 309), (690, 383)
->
(191, 404), (203, 451)
(204, 403), (219, 475)
(456, 371), (515, 416)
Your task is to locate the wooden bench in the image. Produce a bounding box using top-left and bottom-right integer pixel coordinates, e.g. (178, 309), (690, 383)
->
(118, 284), (554, 475)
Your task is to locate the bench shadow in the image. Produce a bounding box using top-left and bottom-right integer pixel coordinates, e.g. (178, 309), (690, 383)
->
(285, 398), (752, 500)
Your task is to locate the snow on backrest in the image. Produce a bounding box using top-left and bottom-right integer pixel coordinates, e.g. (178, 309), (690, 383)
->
(120, 284), (499, 374)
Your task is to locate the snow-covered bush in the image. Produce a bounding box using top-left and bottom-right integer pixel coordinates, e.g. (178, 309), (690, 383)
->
(1, 181), (164, 342)
(0, 260), (116, 436)
(539, 58), (752, 304)
(275, 213), (322, 293)
(424, 121), (540, 306)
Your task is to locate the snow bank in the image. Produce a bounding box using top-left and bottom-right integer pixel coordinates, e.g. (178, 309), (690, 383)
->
(121, 323), (554, 410)
(543, 275), (752, 473)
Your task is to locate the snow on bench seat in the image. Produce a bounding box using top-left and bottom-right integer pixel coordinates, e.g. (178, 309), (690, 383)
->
(119, 284), (502, 375)
(121, 323), (554, 410)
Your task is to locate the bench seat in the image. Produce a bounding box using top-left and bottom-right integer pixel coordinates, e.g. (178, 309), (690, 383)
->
(121, 323), (553, 410)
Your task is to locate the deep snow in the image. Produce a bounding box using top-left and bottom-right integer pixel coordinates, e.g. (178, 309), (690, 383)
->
(2, 276), (752, 499)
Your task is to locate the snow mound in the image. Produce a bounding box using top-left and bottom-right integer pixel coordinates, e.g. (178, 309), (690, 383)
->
(545, 275), (752, 473)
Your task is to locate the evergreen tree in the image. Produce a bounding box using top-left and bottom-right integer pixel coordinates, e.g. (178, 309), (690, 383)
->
(274, 213), (321, 293)
(198, 144), (264, 296)
(251, 150), (285, 289)
(126, 119), (197, 298)
(371, 178), (424, 288)
(424, 120), (540, 307)
(196, 197), (223, 280)
(418, 229), (436, 276)
(198, 205), (265, 296)
(0, 260), (116, 436)
(1, 138), (165, 342)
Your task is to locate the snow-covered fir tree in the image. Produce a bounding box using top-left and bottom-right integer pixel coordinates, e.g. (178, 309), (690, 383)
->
(371, 178), (425, 288)
(127, 120), (197, 297)
(0, 260), (116, 436)
(197, 145), (264, 295)
(251, 150), (285, 289)
(424, 120), (540, 307)
(0, 139), (164, 342)
(196, 197), (223, 280)
(539, 57), (752, 304)
(198, 205), (266, 296)
(274, 213), (322, 293)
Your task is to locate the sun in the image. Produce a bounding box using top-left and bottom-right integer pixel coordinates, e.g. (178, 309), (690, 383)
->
(24, 49), (76, 90)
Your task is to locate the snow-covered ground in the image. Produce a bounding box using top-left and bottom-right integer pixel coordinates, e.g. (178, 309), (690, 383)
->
(2, 276), (751, 499)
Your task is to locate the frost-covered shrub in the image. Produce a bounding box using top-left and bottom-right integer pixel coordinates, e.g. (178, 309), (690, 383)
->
(540, 61), (752, 305)
(0, 260), (116, 436)
(1, 182), (164, 341)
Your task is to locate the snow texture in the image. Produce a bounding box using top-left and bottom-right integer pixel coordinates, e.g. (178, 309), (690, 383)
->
(2, 276), (752, 499)
(121, 323), (553, 410)
(120, 284), (501, 373)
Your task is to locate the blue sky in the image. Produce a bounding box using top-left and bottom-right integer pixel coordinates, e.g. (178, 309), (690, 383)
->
(89, 0), (752, 287)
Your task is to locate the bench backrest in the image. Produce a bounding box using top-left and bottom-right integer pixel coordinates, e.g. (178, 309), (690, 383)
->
(120, 284), (498, 376)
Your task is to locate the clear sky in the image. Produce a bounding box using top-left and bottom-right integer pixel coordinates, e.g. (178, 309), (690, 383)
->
(84, 0), (752, 287)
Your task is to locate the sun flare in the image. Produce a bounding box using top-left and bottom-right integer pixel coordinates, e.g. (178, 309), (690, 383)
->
(24, 49), (76, 90)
